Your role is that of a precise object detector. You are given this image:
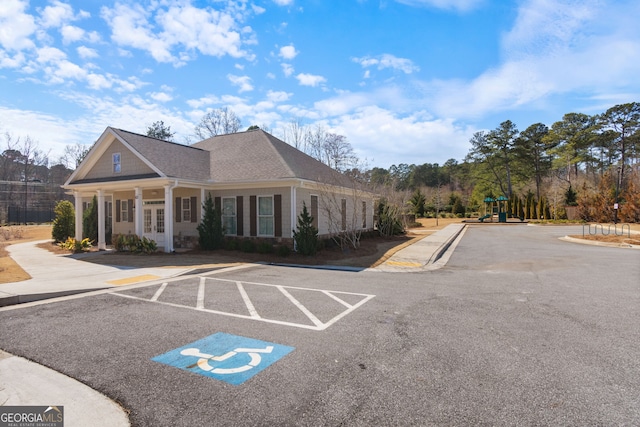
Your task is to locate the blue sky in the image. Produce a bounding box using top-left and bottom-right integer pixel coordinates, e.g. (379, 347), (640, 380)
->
(1, 0), (639, 168)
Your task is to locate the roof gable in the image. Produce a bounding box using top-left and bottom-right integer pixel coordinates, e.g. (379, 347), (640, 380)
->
(66, 127), (210, 185)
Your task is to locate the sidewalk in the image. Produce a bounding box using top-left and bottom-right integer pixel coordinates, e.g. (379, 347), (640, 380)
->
(373, 223), (466, 272)
(0, 240), (195, 307)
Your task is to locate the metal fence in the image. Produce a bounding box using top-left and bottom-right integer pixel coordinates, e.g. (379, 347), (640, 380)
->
(3, 205), (55, 224)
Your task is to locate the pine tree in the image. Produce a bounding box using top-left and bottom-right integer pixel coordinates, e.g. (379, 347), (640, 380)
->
(197, 194), (224, 250)
(293, 202), (319, 256)
(83, 195), (98, 243)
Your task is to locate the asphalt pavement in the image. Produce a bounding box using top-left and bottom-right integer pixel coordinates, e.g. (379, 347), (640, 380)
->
(1, 224), (637, 426)
(0, 224), (466, 427)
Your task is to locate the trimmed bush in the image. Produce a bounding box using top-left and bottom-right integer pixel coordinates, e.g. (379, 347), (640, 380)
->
(52, 200), (75, 243)
(113, 234), (157, 254)
(240, 239), (255, 253)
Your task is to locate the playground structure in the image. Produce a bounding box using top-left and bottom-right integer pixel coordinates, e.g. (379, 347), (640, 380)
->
(479, 196), (513, 223)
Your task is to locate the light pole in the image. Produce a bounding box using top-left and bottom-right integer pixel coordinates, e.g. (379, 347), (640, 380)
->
(614, 166), (621, 224)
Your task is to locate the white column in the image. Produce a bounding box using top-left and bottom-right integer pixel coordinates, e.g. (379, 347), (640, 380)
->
(134, 187), (143, 237)
(74, 192), (83, 241)
(290, 185), (297, 239)
(164, 184), (174, 253)
(97, 190), (106, 250)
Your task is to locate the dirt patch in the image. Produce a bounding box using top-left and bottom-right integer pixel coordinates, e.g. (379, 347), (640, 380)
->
(0, 225), (53, 283)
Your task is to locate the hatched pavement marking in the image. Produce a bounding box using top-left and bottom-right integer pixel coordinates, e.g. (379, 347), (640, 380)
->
(111, 276), (375, 331)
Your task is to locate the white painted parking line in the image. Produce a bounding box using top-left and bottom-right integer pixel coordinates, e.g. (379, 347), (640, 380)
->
(196, 277), (206, 310)
(277, 285), (324, 328)
(237, 281), (260, 319)
(322, 290), (352, 308)
(112, 276), (375, 331)
(150, 282), (168, 302)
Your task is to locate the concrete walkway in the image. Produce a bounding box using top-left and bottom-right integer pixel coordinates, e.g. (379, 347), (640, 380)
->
(0, 224), (467, 426)
(373, 223), (466, 272)
(0, 240), (195, 307)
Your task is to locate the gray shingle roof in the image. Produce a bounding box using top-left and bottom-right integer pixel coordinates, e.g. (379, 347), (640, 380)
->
(111, 128), (210, 181)
(192, 129), (351, 185)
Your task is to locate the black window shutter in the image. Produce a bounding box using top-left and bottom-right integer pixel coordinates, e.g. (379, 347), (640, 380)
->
(236, 196), (244, 236)
(214, 197), (221, 212)
(175, 197), (181, 222)
(274, 194), (282, 237)
(115, 200), (121, 223)
(128, 199), (134, 223)
(311, 195), (318, 229)
(191, 196), (197, 223)
(249, 195), (257, 237)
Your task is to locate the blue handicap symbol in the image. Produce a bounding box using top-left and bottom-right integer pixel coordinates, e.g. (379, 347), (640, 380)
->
(152, 332), (294, 385)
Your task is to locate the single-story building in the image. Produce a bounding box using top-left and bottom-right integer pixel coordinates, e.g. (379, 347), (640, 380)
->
(63, 127), (377, 252)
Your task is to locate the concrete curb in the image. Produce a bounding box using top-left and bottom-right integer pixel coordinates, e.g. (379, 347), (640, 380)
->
(0, 350), (130, 426)
(0, 288), (108, 308)
(560, 235), (640, 249)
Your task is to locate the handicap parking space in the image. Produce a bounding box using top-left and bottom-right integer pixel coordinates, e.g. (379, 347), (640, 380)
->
(152, 332), (295, 385)
(112, 274), (375, 331)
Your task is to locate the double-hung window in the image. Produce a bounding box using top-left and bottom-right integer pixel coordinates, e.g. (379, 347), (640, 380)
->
(121, 199), (129, 222)
(222, 197), (237, 235)
(182, 198), (191, 222)
(113, 153), (121, 173)
(258, 196), (274, 236)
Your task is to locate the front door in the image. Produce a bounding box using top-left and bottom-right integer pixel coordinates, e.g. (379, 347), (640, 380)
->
(143, 205), (165, 247)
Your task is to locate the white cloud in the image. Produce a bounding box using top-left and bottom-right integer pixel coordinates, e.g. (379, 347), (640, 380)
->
(86, 73), (111, 90)
(61, 25), (84, 44)
(0, 50), (25, 68)
(409, 0), (640, 120)
(266, 90), (291, 102)
(279, 44), (298, 60)
(39, 0), (74, 28)
(36, 46), (66, 63)
(101, 3), (174, 63)
(329, 106), (472, 166)
(0, 0), (37, 51)
(273, 0), (294, 5)
(149, 91), (173, 102)
(186, 95), (222, 109)
(353, 54), (419, 74)
(296, 73), (326, 87)
(281, 63), (294, 77)
(77, 45), (98, 59)
(393, 0), (483, 12)
(101, 2), (256, 66)
(227, 74), (254, 92)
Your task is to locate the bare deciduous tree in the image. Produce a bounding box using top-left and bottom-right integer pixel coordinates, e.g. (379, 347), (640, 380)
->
(60, 142), (90, 169)
(194, 107), (242, 139)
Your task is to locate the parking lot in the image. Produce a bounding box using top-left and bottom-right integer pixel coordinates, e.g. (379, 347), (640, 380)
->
(1, 225), (639, 426)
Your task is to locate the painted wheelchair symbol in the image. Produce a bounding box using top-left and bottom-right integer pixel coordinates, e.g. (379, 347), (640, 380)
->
(180, 346), (274, 374)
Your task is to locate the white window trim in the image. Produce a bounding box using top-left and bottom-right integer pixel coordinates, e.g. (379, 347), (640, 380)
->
(182, 198), (191, 222)
(121, 199), (129, 222)
(257, 195), (274, 237)
(222, 196), (237, 236)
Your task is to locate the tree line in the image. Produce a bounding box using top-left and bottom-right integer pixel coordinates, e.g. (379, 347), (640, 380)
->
(365, 102), (640, 223)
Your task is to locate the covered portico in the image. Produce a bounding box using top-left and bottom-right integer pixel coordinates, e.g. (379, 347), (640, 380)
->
(68, 178), (206, 253)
